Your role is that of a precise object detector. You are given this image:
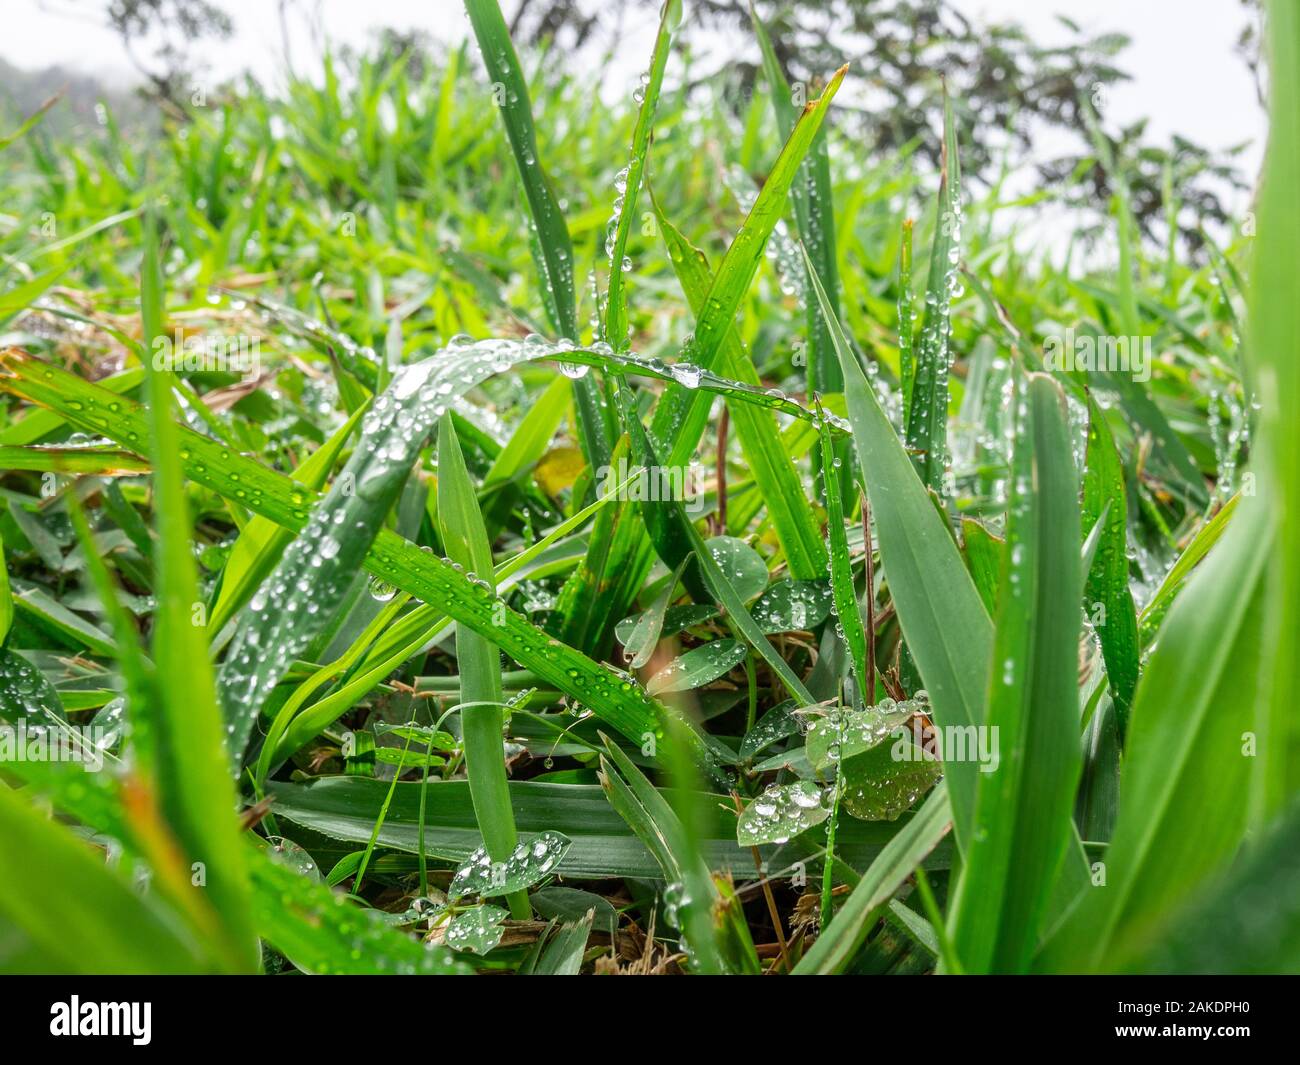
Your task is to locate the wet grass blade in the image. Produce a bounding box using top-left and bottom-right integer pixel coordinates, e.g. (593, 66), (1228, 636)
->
(0, 784), (206, 974)
(268, 775), (924, 879)
(819, 417), (869, 696)
(0, 352), (669, 757)
(1137, 493), (1239, 645)
(208, 402), (367, 637)
(905, 85), (962, 493)
(1251, 0), (1300, 817)
(1037, 495), (1274, 971)
(437, 414), (531, 921)
(1081, 393), (1139, 732)
(948, 373), (1083, 974)
(247, 846), (470, 975)
(804, 248), (990, 849)
(1128, 796), (1300, 974)
(652, 194), (827, 579)
(751, 4), (842, 395)
(604, 0), (680, 348)
(651, 65), (847, 457)
(139, 218), (257, 973)
(463, 0), (610, 470)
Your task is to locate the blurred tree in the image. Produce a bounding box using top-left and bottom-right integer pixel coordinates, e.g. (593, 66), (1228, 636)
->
(508, 0), (1252, 247)
(104, 0), (234, 111)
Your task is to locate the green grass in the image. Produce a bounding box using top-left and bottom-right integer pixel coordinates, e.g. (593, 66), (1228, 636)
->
(0, 0), (1293, 975)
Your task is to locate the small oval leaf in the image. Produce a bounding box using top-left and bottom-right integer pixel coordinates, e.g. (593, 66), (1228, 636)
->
(751, 579), (833, 633)
(645, 638), (747, 696)
(704, 536), (768, 602)
(840, 741), (942, 822)
(737, 781), (831, 846)
(449, 830), (571, 898)
(806, 696), (924, 771)
(443, 904), (509, 955)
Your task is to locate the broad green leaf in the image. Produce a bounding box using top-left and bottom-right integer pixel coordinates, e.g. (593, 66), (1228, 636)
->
(750, 580), (833, 634)
(739, 699), (800, 761)
(616, 603), (718, 647)
(840, 741), (942, 822)
(703, 536), (768, 603)
(806, 699), (919, 771)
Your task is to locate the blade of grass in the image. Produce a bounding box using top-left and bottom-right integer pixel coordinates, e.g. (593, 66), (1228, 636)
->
(804, 247), (990, 848)
(947, 372), (1083, 973)
(139, 216), (257, 973)
(437, 414), (531, 920)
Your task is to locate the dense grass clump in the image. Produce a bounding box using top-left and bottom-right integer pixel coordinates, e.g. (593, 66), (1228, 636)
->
(0, 0), (1296, 976)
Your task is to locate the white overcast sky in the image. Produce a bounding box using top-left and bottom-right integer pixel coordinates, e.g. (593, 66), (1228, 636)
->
(4, 0), (1267, 180)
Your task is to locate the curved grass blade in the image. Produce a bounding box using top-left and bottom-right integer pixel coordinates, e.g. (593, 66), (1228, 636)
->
(650, 193), (826, 578)
(208, 401), (367, 637)
(217, 337), (581, 767)
(651, 65), (847, 457)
